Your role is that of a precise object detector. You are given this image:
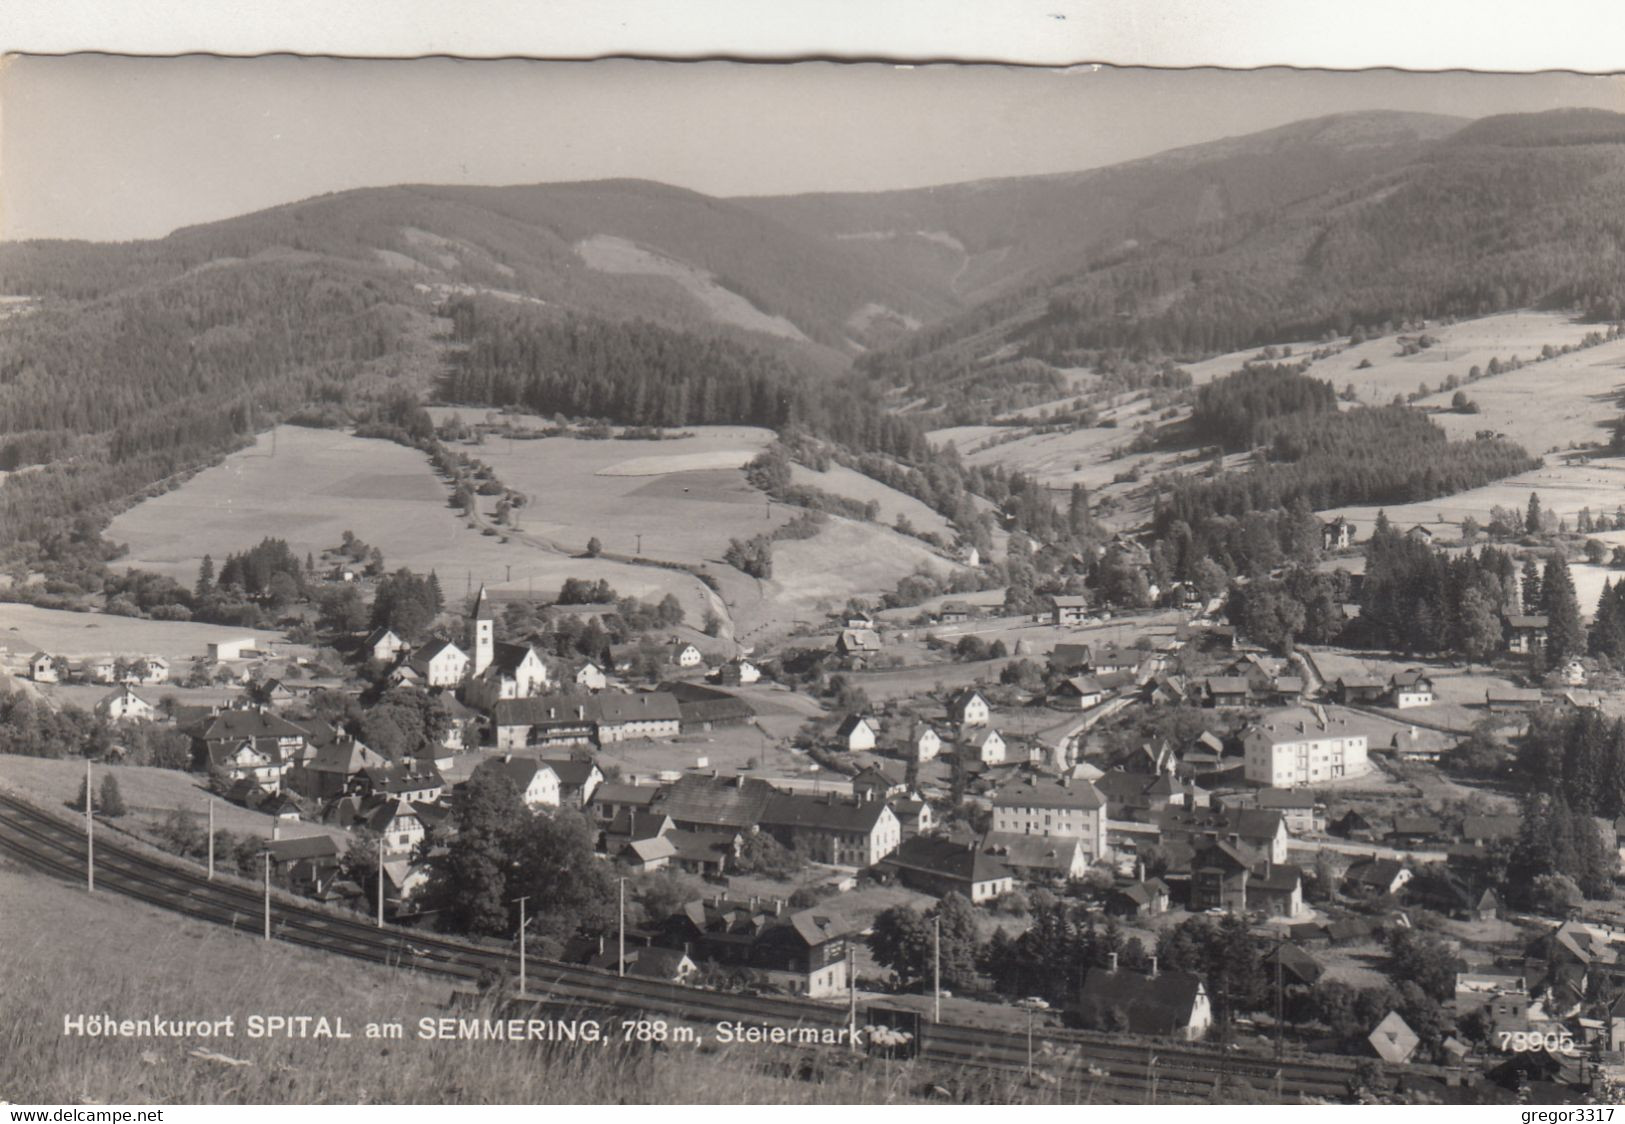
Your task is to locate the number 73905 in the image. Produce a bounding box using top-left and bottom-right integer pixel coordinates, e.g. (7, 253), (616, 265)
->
(1500, 1030), (1576, 1054)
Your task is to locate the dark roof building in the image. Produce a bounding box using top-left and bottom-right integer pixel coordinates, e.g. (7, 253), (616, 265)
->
(1073, 966), (1212, 1040)
(653, 774), (778, 832)
(878, 836), (1014, 903)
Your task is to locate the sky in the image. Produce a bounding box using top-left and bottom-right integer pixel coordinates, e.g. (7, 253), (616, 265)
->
(3, 57), (1623, 242)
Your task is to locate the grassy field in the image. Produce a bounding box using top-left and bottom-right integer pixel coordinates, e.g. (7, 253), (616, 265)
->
(105, 425), (727, 630)
(0, 602), (304, 665)
(0, 861), (929, 1105)
(788, 463), (955, 540)
(764, 517), (967, 626)
(1304, 650), (1527, 735)
(1318, 456), (1625, 546)
(418, 418), (963, 645)
(926, 310), (1621, 532)
(0, 755), (345, 845)
(462, 426), (781, 565)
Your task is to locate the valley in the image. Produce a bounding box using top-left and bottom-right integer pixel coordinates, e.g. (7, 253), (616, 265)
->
(11, 101), (1625, 1109)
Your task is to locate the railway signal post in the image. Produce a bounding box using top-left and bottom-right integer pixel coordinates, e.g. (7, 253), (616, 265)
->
(206, 798), (214, 880)
(377, 835), (386, 927)
(514, 895), (531, 995)
(262, 850), (272, 941)
(618, 877), (627, 978)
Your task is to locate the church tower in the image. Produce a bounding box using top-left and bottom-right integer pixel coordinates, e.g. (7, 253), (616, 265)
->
(471, 585), (494, 676)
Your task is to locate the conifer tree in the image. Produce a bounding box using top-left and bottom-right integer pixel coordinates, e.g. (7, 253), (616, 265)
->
(1542, 554), (1586, 671)
(99, 774), (127, 818)
(1522, 557), (1543, 614)
(1526, 492), (1544, 534)
(195, 554), (214, 598)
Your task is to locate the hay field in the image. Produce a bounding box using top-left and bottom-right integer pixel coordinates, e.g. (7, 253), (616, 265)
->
(924, 311), (1619, 527)
(766, 516), (966, 616)
(459, 426), (783, 566)
(1318, 456), (1625, 544)
(1180, 309), (1622, 455)
(788, 462), (954, 539)
(0, 602), (302, 664)
(1421, 338), (1625, 455)
(105, 426), (723, 625)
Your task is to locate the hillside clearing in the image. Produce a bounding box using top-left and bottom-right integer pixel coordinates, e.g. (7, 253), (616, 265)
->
(104, 425), (721, 624)
(788, 462), (955, 539)
(0, 603), (303, 664)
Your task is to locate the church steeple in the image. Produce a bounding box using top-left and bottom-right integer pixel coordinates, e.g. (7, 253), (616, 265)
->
(471, 586), (494, 676)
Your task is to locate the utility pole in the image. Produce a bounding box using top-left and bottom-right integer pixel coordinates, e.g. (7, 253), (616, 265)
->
(847, 938), (858, 1054)
(514, 895), (530, 995)
(636, 533), (642, 556)
(377, 835), (386, 928)
(618, 877), (626, 978)
(1275, 932), (1285, 1100)
(85, 757), (94, 893)
(262, 851), (272, 941)
(206, 798), (215, 880)
(506, 564), (511, 583)
(933, 915), (941, 1023)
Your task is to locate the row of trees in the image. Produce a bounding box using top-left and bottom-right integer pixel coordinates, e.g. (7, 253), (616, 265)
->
(1516, 707), (1625, 825)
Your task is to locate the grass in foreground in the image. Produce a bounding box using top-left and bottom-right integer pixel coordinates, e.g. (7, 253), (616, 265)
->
(0, 859), (966, 1105)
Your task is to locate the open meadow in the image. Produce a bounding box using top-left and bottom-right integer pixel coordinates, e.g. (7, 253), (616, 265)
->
(104, 425), (727, 627)
(1317, 456), (1625, 546)
(788, 462), (954, 540)
(450, 425), (782, 565)
(0, 602), (305, 665)
(424, 417), (972, 644)
(925, 310), (1625, 533)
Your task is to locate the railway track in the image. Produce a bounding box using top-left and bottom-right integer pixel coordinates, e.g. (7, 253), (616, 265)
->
(0, 790), (1419, 1102)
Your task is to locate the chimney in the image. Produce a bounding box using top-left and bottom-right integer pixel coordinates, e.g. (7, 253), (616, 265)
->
(1137, 859), (1145, 882)
(578, 705), (586, 720)
(271, 821), (281, 841)
(598, 934), (605, 954)
(1148, 955), (1158, 979)
(1108, 952), (1118, 973)
(775, 898), (784, 916)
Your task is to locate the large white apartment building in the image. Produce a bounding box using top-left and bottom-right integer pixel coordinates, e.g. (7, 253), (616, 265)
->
(990, 775), (1109, 863)
(1242, 706), (1369, 788)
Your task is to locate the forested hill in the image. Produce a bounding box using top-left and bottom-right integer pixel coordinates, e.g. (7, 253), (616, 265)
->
(857, 107), (1625, 387)
(738, 110), (1466, 307)
(7, 107), (1625, 554)
(0, 179), (948, 549)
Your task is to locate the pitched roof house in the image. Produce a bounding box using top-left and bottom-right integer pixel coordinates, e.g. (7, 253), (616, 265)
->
(981, 831), (1091, 881)
(834, 713), (880, 752)
(946, 688), (992, 728)
(657, 899), (854, 998)
(835, 629), (881, 657)
(489, 755), (562, 809)
(653, 774), (778, 833)
(1073, 965), (1212, 1040)
(878, 836), (1014, 902)
(96, 685), (156, 723)
(759, 793), (900, 866)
